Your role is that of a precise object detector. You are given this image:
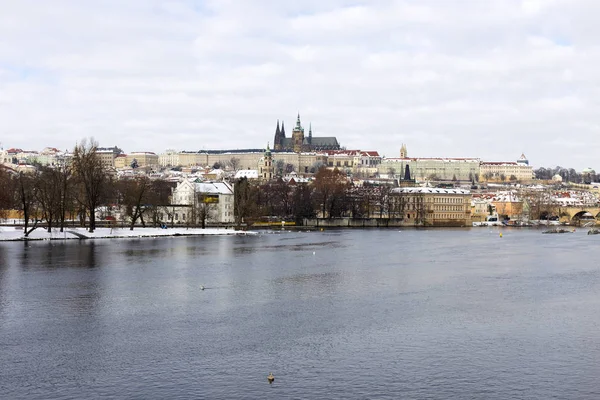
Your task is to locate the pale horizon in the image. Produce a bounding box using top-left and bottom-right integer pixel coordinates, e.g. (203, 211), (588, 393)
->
(1, 0), (599, 170)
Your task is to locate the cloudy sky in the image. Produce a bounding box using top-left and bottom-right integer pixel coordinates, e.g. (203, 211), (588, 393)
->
(0, 0), (598, 169)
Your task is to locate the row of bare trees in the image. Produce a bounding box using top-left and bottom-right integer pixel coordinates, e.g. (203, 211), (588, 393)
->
(232, 167), (427, 226)
(0, 139), (175, 236)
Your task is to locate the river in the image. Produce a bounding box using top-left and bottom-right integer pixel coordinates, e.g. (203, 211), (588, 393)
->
(1, 228), (600, 399)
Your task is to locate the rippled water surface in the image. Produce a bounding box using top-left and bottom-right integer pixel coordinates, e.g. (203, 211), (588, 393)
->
(2, 228), (600, 399)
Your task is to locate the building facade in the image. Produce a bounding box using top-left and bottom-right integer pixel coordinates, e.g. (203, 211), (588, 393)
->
(170, 179), (234, 224)
(390, 187), (472, 226)
(479, 156), (534, 182)
(125, 152), (159, 169)
(380, 157), (481, 182)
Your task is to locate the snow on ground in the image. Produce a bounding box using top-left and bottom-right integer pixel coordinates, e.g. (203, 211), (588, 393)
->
(0, 227), (255, 241)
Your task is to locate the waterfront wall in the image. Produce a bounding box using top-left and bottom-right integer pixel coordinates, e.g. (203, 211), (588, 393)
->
(302, 218), (471, 228)
(304, 218), (405, 228)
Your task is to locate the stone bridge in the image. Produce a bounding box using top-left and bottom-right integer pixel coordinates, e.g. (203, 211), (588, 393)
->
(556, 206), (600, 222)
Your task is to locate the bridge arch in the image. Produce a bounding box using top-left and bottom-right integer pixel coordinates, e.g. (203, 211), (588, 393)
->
(556, 207), (600, 223)
(571, 210), (596, 225)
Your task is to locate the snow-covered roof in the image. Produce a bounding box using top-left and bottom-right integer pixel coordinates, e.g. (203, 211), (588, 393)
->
(194, 182), (233, 195)
(234, 170), (259, 179)
(383, 157), (480, 163)
(391, 187), (471, 195)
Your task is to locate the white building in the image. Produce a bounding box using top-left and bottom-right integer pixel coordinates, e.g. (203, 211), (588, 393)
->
(171, 179), (235, 224)
(380, 157), (481, 182)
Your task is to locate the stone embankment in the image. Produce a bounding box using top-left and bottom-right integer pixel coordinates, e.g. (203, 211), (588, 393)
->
(0, 227), (255, 241)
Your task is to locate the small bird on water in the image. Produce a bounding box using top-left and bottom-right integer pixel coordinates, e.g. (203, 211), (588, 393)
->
(200, 285), (205, 290)
(267, 372), (275, 384)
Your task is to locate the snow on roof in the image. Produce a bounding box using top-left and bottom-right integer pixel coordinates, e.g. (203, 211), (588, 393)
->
(481, 161), (520, 166)
(194, 182), (233, 195)
(383, 157), (480, 163)
(234, 170), (259, 179)
(391, 187), (471, 195)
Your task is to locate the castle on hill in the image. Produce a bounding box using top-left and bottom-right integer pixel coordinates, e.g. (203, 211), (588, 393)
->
(273, 114), (340, 153)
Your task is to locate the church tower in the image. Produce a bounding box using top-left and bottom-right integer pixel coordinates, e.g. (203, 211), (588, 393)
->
(273, 120), (282, 151)
(400, 143), (408, 158)
(260, 143), (274, 181)
(308, 123), (313, 145)
(292, 113), (305, 153)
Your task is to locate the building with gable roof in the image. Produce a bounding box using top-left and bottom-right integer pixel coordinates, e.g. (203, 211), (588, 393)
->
(170, 179), (235, 225)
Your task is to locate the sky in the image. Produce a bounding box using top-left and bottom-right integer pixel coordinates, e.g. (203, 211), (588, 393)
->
(0, 0), (598, 169)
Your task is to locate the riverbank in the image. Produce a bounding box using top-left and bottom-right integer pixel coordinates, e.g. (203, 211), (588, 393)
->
(0, 227), (256, 241)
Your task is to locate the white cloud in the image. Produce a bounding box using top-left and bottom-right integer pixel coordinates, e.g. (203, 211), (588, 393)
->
(0, 0), (599, 169)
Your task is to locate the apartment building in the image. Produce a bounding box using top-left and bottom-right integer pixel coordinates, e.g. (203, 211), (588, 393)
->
(390, 187), (472, 226)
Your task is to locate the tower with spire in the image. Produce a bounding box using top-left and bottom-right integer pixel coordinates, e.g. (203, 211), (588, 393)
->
(273, 120), (282, 151)
(292, 113), (305, 153)
(271, 112), (340, 153)
(400, 143), (408, 158)
(260, 143), (274, 180)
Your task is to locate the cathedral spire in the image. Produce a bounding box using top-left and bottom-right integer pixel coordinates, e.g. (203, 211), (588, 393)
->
(400, 143), (408, 158)
(281, 121), (285, 137)
(276, 120), (280, 136)
(295, 113), (302, 130)
(308, 123), (312, 144)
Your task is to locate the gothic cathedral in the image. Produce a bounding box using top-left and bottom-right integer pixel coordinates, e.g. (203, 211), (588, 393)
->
(273, 114), (341, 153)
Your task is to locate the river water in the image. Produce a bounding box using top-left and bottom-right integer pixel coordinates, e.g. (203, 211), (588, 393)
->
(1, 228), (600, 399)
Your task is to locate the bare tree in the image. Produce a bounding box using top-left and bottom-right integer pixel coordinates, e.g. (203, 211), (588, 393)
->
(16, 172), (40, 237)
(0, 167), (15, 221)
(234, 177), (258, 229)
(275, 159), (285, 177)
(228, 157), (241, 173)
(387, 167), (396, 179)
(291, 183), (315, 224)
(285, 163), (295, 174)
(313, 167), (350, 218)
(195, 194), (217, 229)
(119, 176), (152, 230)
(56, 161), (73, 232)
(72, 138), (107, 233)
(377, 186), (392, 218)
(35, 167), (63, 232)
(145, 179), (175, 227)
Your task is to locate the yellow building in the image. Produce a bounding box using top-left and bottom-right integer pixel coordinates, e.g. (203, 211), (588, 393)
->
(390, 187), (472, 226)
(471, 197), (495, 223)
(96, 150), (117, 169)
(114, 154), (127, 169)
(126, 152), (159, 168)
(490, 193), (524, 220)
(479, 160), (534, 183)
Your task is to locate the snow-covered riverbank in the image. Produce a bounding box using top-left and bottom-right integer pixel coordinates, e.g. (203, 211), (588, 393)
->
(0, 227), (256, 241)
